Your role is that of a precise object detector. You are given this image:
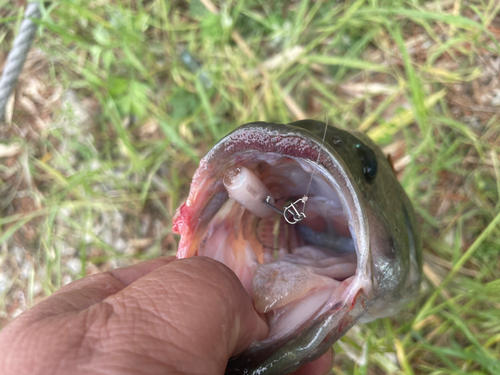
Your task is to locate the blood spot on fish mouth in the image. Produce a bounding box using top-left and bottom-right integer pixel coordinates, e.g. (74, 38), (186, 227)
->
(348, 290), (364, 312)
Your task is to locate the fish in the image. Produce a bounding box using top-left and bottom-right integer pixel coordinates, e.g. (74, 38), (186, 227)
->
(173, 120), (422, 374)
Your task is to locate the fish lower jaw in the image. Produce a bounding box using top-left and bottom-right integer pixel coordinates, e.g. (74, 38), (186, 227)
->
(254, 255), (356, 342)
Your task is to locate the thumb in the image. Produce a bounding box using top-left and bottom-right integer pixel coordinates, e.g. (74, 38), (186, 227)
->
(87, 256), (269, 375)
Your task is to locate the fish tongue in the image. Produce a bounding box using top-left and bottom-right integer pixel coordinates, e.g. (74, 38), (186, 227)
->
(252, 260), (339, 314)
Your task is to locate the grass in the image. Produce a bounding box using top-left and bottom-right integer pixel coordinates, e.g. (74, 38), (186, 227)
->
(1, 0), (500, 373)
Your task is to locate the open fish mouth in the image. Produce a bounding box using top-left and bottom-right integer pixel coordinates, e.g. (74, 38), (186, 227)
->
(202, 152), (362, 335)
(173, 121), (421, 374)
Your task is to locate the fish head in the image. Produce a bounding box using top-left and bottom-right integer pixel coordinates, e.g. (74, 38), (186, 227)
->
(173, 120), (422, 374)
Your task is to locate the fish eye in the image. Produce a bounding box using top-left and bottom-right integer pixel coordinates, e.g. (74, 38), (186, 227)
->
(356, 143), (378, 183)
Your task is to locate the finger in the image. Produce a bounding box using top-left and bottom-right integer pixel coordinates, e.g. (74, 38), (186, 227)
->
(85, 256), (269, 375)
(290, 348), (334, 375)
(18, 257), (175, 323)
(110, 256), (176, 286)
(0, 256), (182, 375)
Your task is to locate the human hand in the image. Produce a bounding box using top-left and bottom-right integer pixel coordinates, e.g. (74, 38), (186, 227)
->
(0, 256), (333, 375)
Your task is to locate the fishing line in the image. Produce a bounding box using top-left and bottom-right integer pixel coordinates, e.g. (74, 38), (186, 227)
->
(256, 115), (330, 250)
(261, 113), (329, 225)
(303, 112), (329, 203)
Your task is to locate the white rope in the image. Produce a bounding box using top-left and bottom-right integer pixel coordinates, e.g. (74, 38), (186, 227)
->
(0, 2), (41, 123)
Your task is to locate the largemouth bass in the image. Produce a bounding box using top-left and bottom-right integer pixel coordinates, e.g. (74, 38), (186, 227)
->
(173, 120), (422, 374)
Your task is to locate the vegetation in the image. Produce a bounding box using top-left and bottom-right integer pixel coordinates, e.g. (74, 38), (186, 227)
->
(1, 0), (499, 373)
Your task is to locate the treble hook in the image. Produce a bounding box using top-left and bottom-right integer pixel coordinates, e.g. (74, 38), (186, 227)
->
(283, 196), (307, 224)
(262, 196), (307, 225)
